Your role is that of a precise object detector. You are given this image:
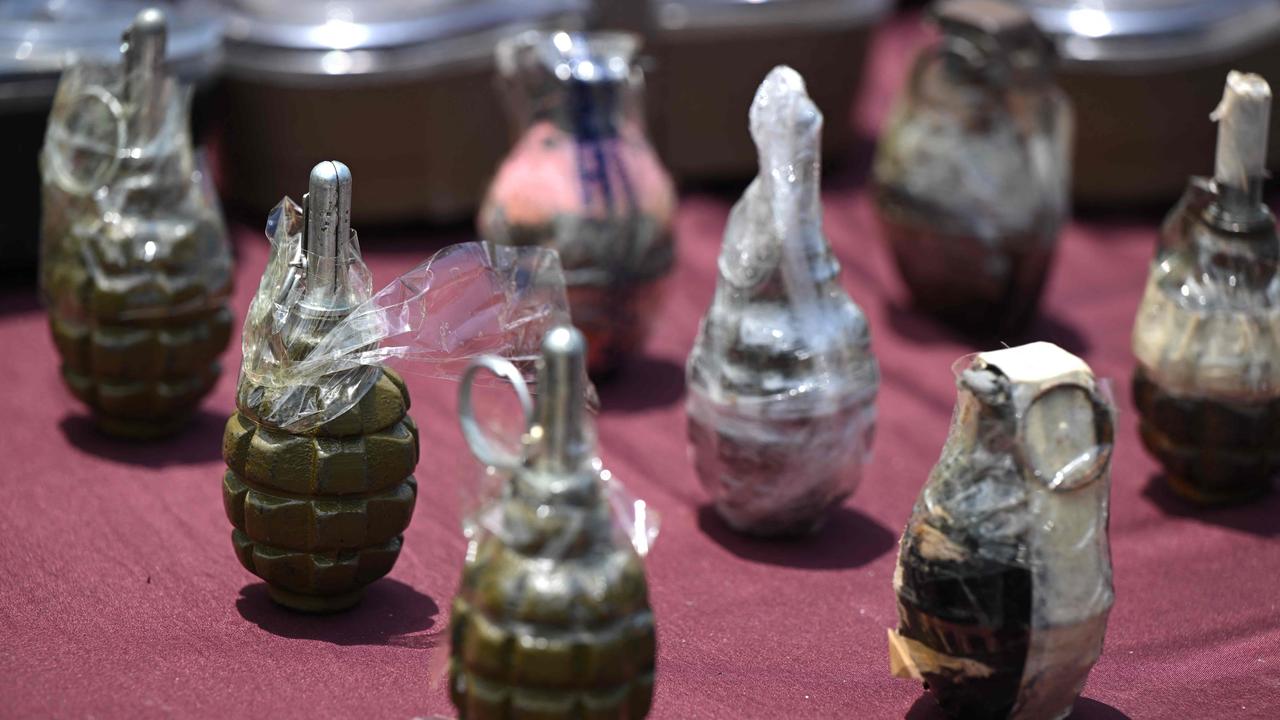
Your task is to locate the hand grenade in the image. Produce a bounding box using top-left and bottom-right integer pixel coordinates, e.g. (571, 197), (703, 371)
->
(450, 326), (656, 718)
(1132, 71), (1280, 504)
(686, 66), (879, 537)
(40, 8), (232, 438)
(222, 162), (418, 612)
(872, 0), (1071, 335)
(889, 343), (1114, 720)
(479, 31), (677, 377)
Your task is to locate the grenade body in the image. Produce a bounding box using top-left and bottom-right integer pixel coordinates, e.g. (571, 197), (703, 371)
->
(39, 13), (232, 437)
(451, 326), (657, 718)
(44, 222), (231, 438)
(222, 368), (419, 612)
(891, 343), (1114, 720)
(449, 506), (656, 719)
(872, 2), (1070, 336)
(1133, 365), (1280, 503)
(480, 32), (676, 376)
(1131, 182), (1280, 504)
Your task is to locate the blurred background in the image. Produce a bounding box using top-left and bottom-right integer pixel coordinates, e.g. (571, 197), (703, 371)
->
(5, 0), (1280, 277)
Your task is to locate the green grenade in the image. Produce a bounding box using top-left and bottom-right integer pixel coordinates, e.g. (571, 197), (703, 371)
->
(222, 161), (418, 612)
(450, 326), (656, 719)
(40, 9), (232, 438)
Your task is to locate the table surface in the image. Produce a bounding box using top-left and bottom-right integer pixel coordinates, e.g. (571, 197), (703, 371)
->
(3, 15), (1279, 720)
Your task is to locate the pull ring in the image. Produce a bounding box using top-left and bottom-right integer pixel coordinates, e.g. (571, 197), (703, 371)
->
(49, 87), (128, 197)
(1018, 381), (1115, 492)
(459, 355), (535, 472)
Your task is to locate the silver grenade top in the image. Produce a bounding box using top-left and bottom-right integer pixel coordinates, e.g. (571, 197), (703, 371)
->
(461, 326), (642, 560)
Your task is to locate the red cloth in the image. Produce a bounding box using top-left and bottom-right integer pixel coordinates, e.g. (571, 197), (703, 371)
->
(3, 17), (1279, 720)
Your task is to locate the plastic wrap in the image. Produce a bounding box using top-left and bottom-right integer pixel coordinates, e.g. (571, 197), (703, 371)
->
(686, 66), (879, 538)
(872, 0), (1071, 334)
(1132, 71), (1280, 504)
(450, 326), (657, 718)
(889, 342), (1114, 720)
(479, 30), (677, 375)
(236, 198), (573, 433)
(39, 9), (231, 437)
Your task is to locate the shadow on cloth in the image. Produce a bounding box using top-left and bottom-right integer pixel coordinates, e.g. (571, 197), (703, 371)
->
(0, 288), (40, 316)
(597, 355), (686, 413)
(58, 408), (226, 467)
(236, 579), (441, 648)
(696, 504), (895, 570)
(905, 695), (1131, 719)
(885, 301), (1090, 357)
(1142, 473), (1280, 537)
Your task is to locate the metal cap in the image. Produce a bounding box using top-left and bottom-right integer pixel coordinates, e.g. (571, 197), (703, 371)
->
(122, 7), (169, 140)
(530, 325), (593, 475)
(302, 161), (354, 309)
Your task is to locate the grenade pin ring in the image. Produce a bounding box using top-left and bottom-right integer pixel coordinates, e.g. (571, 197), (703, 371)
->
(459, 356), (536, 472)
(1016, 381), (1115, 492)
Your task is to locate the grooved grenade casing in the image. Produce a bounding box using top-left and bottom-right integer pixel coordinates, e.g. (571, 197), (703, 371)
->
(450, 327), (656, 718)
(40, 9), (232, 438)
(221, 161), (418, 612)
(890, 343), (1114, 720)
(223, 368), (419, 612)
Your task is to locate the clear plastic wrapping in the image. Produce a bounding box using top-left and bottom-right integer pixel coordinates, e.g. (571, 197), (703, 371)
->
(1132, 201), (1280, 400)
(872, 1), (1071, 334)
(686, 65), (879, 537)
(449, 327), (658, 717)
(889, 342), (1114, 720)
(236, 198), (573, 433)
(39, 10), (232, 437)
(480, 30), (677, 374)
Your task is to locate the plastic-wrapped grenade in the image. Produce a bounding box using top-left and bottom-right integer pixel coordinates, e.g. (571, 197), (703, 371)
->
(1132, 71), (1280, 504)
(221, 162), (419, 612)
(889, 343), (1114, 720)
(872, 0), (1071, 335)
(479, 31), (677, 377)
(450, 326), (656, 718)
(40, 8), (232, 438)
(686, 66), (879, 537)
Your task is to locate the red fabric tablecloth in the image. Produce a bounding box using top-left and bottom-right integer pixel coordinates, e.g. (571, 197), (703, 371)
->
(2, 16), (1278, 720)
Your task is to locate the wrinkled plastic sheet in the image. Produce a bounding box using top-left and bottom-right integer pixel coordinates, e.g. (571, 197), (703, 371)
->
(462, 462), (659, 560)
(237, 196), (573, 433)
(455, 346), (659, 560)
(39, 61), (230, 323)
